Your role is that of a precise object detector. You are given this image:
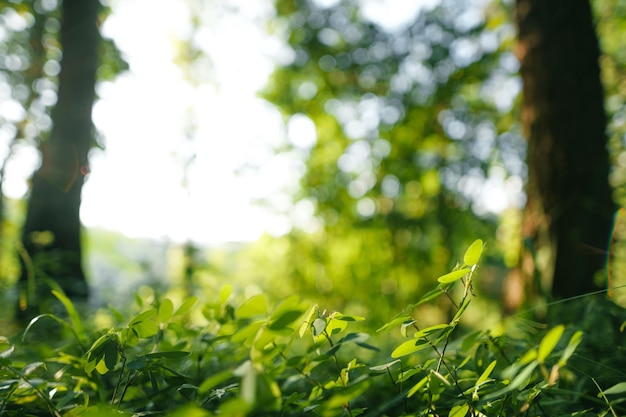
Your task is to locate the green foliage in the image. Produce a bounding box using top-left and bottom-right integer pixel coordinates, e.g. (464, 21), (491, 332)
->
(1, 240), (624, 416)
(261, 0), (524, 318)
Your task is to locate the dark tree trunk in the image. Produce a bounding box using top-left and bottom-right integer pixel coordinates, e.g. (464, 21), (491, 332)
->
(18, 0), (100, 316)
(509, 0), (616, 307)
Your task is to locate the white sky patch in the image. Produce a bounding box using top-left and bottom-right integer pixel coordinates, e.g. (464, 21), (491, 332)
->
(82, 0), (289, 244)
(360, 0), (439, 31)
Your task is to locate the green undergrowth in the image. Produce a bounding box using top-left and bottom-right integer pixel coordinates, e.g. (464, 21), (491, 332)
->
(2, 239), (626, 416)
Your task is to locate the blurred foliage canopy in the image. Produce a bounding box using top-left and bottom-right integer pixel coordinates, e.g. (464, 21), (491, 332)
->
(259, 0), (527, 318)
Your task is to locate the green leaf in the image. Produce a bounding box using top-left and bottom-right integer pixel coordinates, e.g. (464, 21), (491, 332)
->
(129, 309), (156, 326)
(376, 316), (413, 333)
(602, 382), (626, 395)
(407, 375), (429, 397)
(487, 361), (538, 399)
(333, 313), (365, 321)
(449, 404), (469, 417)
(326, 317), (348, 335)
(268, 305), (306, 331)
(236, 294), (268, 318)
(537, 325), (564, 364)
(398, 367), (423, 383)
(299, 305), (318, 338)
(231, 320), (264, 343)
(87, 334), (110, 361)
(414, 287), (444, 307)
(476, 360), (497, 386)
(52, 290), (86, 344)
(451, 297), (471, 323)
(132, 320), (159, 338)
(95, 358), (109, 375)
(174, 296), (198, 316)
(159, 298), (174, 323)
(103, 339), (118, 371)
(22, 361), (46, 376)
(23, 314), (78, 344)
(437, 268), (471, 284)
(558, 330), (583, 367)
(369, 359), (401, 373)
(413, 324), (450, 339)
(391, 339), (430, 358)
(463, 239), (484, 266)
(219, 284), (233, 304)
(312, 318), (327, 336)
(199, 370), (233, 394)
(401, 319), (416, 337)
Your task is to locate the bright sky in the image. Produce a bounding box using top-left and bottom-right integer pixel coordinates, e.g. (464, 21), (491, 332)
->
(82, 0), (298, 244)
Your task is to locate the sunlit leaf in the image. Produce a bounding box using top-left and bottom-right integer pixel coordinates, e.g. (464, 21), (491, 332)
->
(407, 375), (429, 398)
(236, 294), (268, 318)
(22, 314), (75, 343)
(128, 309), (156, 326)
(391, 339), (430, 358)
(463, 239), (484, 266)
(326, 317), (349, 335)
(376, 316), (413, 333)
(451, 297), (471, 323)
(132, 320), (159, 338)
(437, 268), (471, 284)
(0, 344), (14, 359)
(369, 359), (401, 373)
(299, 305), (318, 338)
(333, 313), (365, 321)
(537, 325), (564, 364)
(413, 287), (445, 308)
(558, 330), (583, 367)
(398, 367), (423, 383)
(476, 360), (497, 386)
(602, 382), (626, 396)
(159, 298), (174, 323)
(401, 319), (416, 337)
(519, 348), (538, 365)
(52, 290), (86, 343)
(95, 358), (109, 375)
(486, 361), (538, 399)
(312, 318), (327, 336)
(174, 296), (198, 316)
(219, 284), (233, 304)
(22, 361), (45, 376)
(231, 321), (264, 343)
(413, 324), (450, 340)
(199, 370), (234, 394)
(86, 334), (110, 362)
(449, 404), (469, 417)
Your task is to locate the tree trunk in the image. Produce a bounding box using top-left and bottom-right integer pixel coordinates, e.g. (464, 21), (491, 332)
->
(18, 0), (100, 316)
(509, 0), (615, 308)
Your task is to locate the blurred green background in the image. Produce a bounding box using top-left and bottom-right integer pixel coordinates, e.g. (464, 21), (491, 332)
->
(0, 0), (625, 329)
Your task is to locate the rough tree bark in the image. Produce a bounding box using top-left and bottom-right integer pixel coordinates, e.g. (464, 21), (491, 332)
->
(18, 0), (100, 316)
(507, 0), (616, 309)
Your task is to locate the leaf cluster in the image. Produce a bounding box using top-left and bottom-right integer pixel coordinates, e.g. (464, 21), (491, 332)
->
(1, 240), (625, 416)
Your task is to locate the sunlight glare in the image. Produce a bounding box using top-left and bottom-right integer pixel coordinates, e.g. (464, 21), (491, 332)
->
(83, 0), (286, 244)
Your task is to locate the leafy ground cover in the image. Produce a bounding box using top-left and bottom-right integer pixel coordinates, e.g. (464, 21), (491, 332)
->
(1, 240), (626, 416)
